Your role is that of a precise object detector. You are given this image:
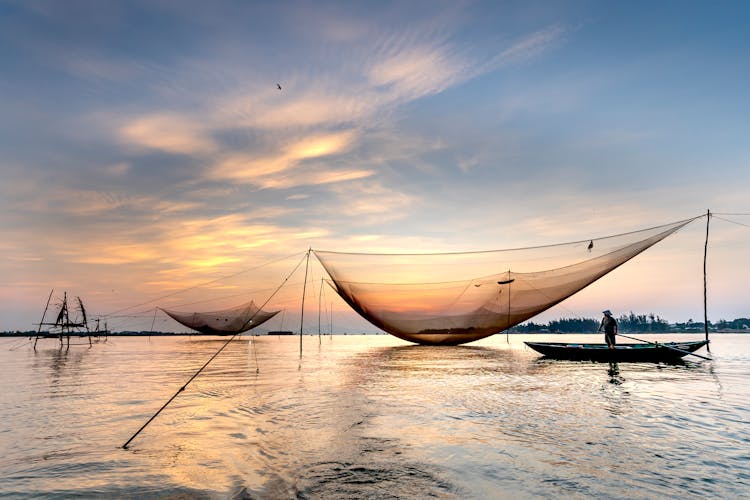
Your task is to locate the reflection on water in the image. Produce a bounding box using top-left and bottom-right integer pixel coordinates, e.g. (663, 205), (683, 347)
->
(607, 362), (622, 385)
(0, 334), (748, 498)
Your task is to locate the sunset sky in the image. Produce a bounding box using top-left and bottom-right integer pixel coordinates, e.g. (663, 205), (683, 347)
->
(1, 1), (749, 333)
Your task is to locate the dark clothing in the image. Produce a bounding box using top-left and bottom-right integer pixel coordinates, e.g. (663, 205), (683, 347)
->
(605, 332), (616, 347)
(601, 315), (617, 334)
(600, 315), (617, 347)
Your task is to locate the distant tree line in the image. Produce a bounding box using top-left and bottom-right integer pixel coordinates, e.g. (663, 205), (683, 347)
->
(511, 317), (599, 333)
(711, 318), (750, 330)
(511, 313), (750, 333)
(2, 316), (750, 336)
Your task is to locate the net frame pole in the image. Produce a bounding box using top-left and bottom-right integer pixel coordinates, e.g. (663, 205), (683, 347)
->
(34, 289), (54, 349)
(300, 248), (311, 358)
(318, 277), (323, 343)
(506, 271), (511, 343)
(149, 307), (157, 338)
(703, 209), (710, 343)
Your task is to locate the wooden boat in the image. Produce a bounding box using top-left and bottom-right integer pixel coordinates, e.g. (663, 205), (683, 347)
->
(524, 340), (709, 363)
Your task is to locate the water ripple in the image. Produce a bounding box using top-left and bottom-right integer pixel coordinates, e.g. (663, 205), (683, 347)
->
(0, 334), (748, 498)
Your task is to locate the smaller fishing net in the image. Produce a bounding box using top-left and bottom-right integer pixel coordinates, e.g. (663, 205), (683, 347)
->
(161, 300), (279, 335)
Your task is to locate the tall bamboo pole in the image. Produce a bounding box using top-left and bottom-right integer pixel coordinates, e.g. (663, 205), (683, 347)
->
(318, 277), (323, 343)
(34, 289), (54, 348)
(506, 271), (511, 343)
(703, 209), (710, 343)
(300, 249), (311, 357)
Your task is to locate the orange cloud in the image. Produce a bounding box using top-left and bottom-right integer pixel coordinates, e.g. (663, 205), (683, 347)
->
(258, 168), (374, 189)
(210, 130), (359, 184)
(119, 113), (216, 154)
(215, 88), (373, 130)
(72, 244), (161, 265)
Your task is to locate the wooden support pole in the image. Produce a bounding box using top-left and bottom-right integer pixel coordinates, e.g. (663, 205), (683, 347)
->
(318, 277), (323, 343)
(34, 289), (54, 349)
(506, 271), (511, 343)
(300, 248), (311, 358)
(703, 209), (711, 343)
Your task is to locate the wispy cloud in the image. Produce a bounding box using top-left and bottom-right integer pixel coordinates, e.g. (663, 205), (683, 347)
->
(60, 49), (149, 83)
(7, 185), (202, 218)
(214, 88), (373, 129)
(209, 129), (359, 183)
(368, 44), (469, 100)
(257, 168), (375, 190)
(326, 180), (415, 221)
(490, 25), (568, 67)
(102, 15), (569, 196)
(119, 113), (216, 154)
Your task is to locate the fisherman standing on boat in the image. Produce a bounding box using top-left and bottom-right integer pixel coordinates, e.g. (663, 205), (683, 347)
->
(598, 310), (618, 349)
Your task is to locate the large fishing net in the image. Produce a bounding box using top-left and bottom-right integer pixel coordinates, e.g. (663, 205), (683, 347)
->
(161, 300), (279, 335)
(314, 218), (697, 345)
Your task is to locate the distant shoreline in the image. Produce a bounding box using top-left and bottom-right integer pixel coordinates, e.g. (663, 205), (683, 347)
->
(2, 331), (746, 338)
(0, 331), (385, 337)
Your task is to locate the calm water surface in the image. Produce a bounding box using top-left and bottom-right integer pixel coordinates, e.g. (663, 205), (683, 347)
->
(0, 334), (748, 499)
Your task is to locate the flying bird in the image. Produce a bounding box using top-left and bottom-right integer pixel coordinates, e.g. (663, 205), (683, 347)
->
(276, 83), (282, 90)
(588, 240), (594, 252)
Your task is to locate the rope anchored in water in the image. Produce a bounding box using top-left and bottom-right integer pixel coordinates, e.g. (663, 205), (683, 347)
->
(121, 345), (228, 449)
(121, 253), (308, 449)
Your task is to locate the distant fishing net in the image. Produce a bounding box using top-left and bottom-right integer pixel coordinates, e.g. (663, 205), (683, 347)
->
(314, 218), (696, 345)
(161, 300), (279, 335)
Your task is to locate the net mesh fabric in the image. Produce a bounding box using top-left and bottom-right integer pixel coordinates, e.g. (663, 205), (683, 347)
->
(161, 300), (279, 335)
(314, 218), (695, 345)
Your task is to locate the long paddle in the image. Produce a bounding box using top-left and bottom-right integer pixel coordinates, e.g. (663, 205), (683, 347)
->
(617, 333), (712, 360)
